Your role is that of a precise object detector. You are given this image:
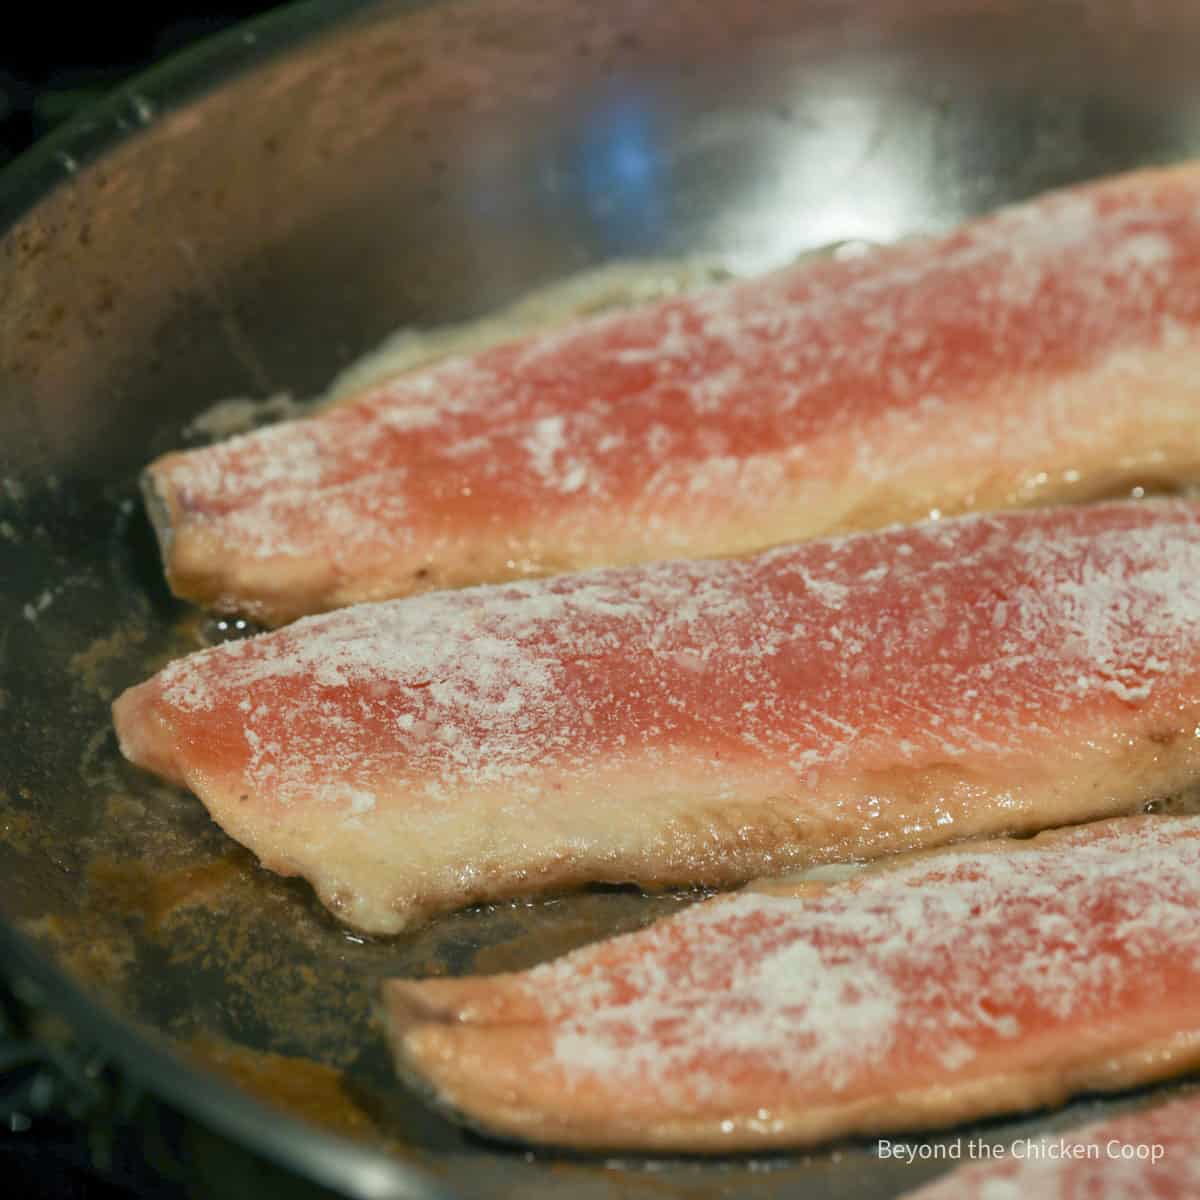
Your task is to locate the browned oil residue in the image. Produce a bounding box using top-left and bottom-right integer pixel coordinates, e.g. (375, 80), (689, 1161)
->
(87, 855), (244, 931)
(17, 913), (134, 988)
(69, 625), (148, 699)
(471, 892), (696, 975)
(471, 913), (625, 974)
(187, 1035), (379, 1142)
(0, 808), (36, 855)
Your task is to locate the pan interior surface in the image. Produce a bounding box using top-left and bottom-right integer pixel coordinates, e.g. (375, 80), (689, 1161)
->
(4, 1), (1200, 1196)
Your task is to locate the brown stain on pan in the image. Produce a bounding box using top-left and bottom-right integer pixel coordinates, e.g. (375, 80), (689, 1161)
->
(86, 854), (247, 933)
(186, 1035), (383, 1144)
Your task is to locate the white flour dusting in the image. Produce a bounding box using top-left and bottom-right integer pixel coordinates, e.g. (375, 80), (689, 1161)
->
(150, 166), (1200, 570)
(522, 819), (1200, 1105)
(147, 501), (1200, 831)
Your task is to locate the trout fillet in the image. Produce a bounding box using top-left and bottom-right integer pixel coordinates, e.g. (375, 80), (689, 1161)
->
(147, 163), (1200, 624)
(386, 817), (1200, 1152)
(114, 500), (1200, 934)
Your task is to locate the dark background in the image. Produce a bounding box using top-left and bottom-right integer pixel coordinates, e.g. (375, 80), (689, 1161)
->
(0, 5), (282, 165)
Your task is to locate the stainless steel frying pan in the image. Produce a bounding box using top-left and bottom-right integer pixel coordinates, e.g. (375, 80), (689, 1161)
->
(3, 2), (1199, 1196)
